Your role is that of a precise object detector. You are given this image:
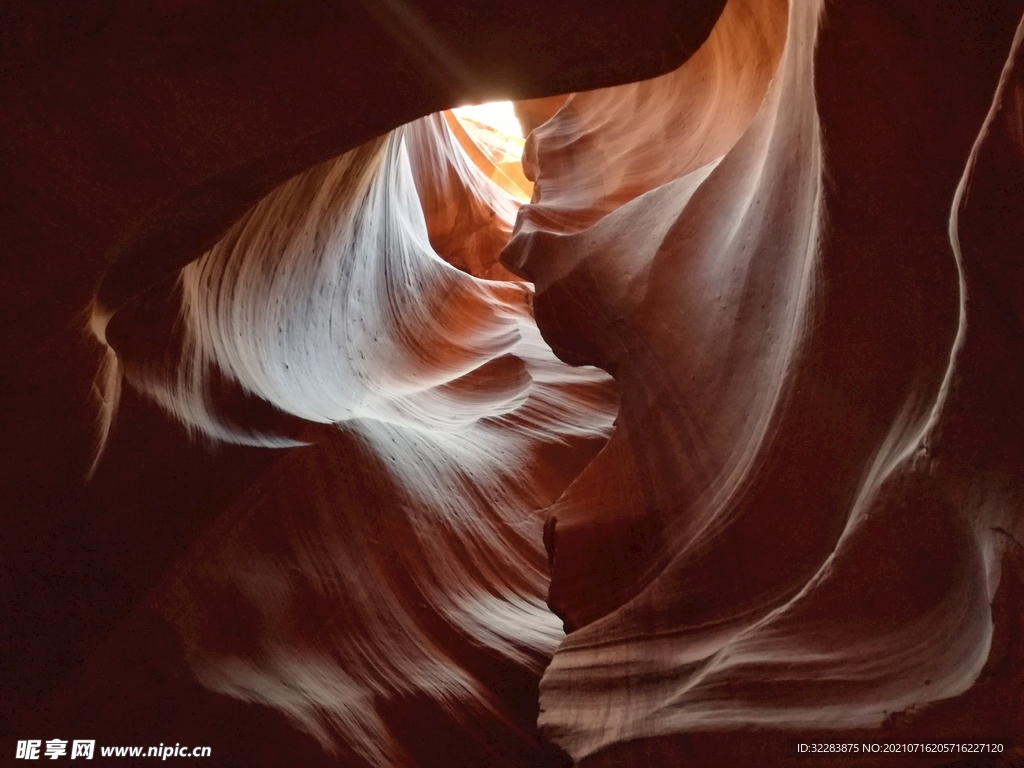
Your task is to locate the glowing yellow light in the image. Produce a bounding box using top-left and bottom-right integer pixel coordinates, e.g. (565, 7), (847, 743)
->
(452, 101), (525, 143)
(451, 101), (525, 164)
(447, 101), (532, 201)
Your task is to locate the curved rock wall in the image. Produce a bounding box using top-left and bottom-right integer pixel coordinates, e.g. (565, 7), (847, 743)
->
(504, 0), (1024, 763)
(5, 1), (1024, 766)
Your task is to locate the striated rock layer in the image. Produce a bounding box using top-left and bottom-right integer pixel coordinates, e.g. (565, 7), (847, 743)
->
(1, 3), (723, 761)
(81, 116), (618, 767)
(503, 0), (1024, 764)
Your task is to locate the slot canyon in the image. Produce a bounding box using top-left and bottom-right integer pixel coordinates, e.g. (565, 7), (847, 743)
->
(3, 1), (1024, 765)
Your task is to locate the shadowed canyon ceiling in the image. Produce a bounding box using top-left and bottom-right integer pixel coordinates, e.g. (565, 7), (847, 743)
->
(3, 1), (1024, 766)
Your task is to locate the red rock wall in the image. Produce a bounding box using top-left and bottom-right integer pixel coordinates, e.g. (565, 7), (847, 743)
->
(5, 1), (1024, 766)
